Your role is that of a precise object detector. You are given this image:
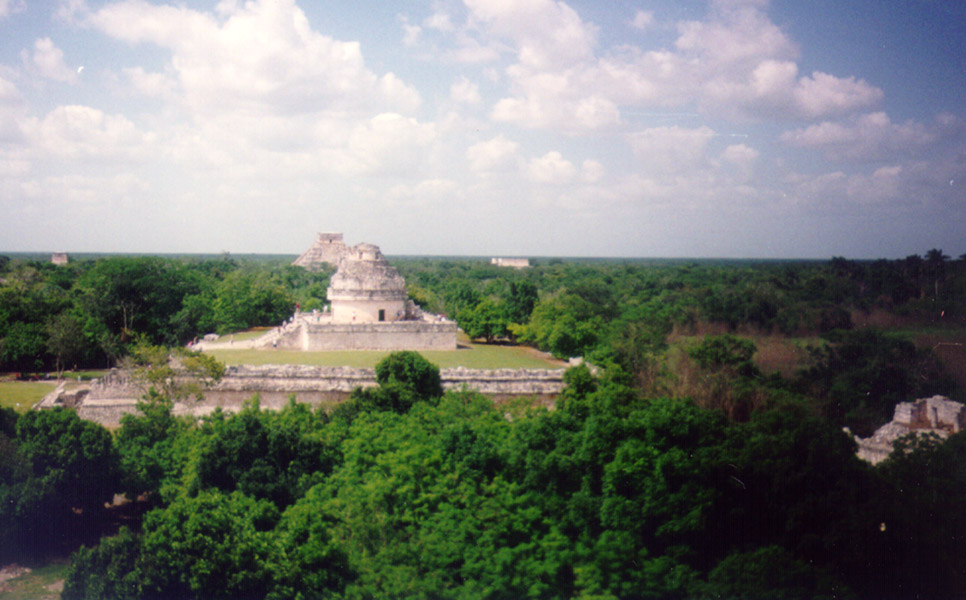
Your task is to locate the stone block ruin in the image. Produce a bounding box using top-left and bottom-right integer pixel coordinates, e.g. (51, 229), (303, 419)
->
(853, 395), (965, 464)
(292, 232), (346, 270)
(37, 364), (567, 427)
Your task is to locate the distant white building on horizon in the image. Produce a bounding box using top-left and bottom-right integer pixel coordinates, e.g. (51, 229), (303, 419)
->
(491, 257), (530, 269)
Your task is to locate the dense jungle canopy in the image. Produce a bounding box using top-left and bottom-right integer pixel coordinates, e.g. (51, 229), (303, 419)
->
(1, 251), (965, 598)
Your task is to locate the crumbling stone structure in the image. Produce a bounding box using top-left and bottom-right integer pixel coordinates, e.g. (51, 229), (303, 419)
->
(292, 232), (346, 270)
(39, 365), (567, 427)
(854, 395), (965, 464)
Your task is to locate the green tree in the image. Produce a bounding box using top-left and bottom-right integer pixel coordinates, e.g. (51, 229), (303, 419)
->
(924, 247), (949, 298)
(15, 407), (120, 516)
(505, 280), (538, 324)
(46, 312), (90, 376)
(115, 389), (193, 501)
(270, 486), (354, 599)
(876, 432), (966, 599)
(62, 527), (142, 600)
(193, 399), (334, 508)
(138, 489), (279, 600)
(374, 351), (443, 400)
(697, 546), (849, 600)
(1, 408), (119, 561)
(212, 270), (292, 333)
(75, 257), (204, 348)
(0, 321), (47, 370)
(797, 329), (955, 435)
(460, 297), (508, 342)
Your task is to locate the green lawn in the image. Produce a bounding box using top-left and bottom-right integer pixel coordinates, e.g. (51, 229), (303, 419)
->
(206, 339), (564, 370)
(0, 381), (58, 413)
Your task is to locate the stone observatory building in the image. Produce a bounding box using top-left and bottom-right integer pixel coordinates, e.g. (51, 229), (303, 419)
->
(265, 233), (457, 351)
(327, 243), (410, 323)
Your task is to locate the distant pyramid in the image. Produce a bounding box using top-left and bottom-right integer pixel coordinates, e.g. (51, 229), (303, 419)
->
(293, 232), (347, 270)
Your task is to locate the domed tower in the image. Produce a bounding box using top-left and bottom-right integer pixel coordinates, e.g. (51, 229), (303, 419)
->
(326, 243), (409, 323)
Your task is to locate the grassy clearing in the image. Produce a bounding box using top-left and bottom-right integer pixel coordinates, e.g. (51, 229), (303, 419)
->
(0, 561), (69, 600)
(0, 381), (58, 412)
(668, 333), (822, 379)
(206, 339), (564, 370)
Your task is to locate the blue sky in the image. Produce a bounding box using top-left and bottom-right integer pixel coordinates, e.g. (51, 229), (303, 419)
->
(1, 0), (963, 259)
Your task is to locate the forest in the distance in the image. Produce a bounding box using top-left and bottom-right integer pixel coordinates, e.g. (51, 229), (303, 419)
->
(1, 250), (965, 598)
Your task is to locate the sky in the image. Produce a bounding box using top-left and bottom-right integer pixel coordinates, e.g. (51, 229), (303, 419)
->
(0, 0), (964, 259)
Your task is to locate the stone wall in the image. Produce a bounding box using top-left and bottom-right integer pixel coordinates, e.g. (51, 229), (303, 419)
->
(268, 320), (458, 351)
(47, 363), (567, 427)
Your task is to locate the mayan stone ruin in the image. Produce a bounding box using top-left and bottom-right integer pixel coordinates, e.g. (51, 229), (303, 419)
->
(292, 231), (347, 270)
(265, 233), (457, 350)
(38, 364), (567, 427)
(853, 395), (965, 464)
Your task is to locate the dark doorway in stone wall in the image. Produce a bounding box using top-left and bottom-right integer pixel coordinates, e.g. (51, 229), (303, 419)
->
(378, 309), (385, 322)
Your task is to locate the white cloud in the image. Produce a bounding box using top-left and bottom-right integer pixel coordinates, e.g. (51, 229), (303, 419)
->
(22, 37), (78, 83)
(793, 71), (884, 119)
(467, 134), (520, 172)
(629, 125), (716, 175)
(786, 152), (966, 215)
(580, 159), (605, 183)
(527, 151), (576, 184)
(464, 0), (598, 70)
(54, 0), (87, 24)
(443, 32), (502, 64)
(629, 10), (654, 30)
(781, 112), (952, 160)
(402, 22), (422, 47)
(20, 173), (148, 207)
(454, 0), (883, 131)
(450, 76), (481, 105)
(387, 178), (459, 207)
(721, 143), (759, 167)
(0, 0), (25, 19)
(424, 12), (454, 32)
(347, 113), (437, 175)
(720, 143), (759, 182)
(676, 1), (797, 68)
(24, 105), (153, 161)
(0, 75), (26, 143)
(123, 66), (177, 98)
(90, 0), (421, 116)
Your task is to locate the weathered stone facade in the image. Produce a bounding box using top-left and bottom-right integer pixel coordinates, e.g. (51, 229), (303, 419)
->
(39, 364), (567, 427)
(326, 242), (409, 323)
(291, 320), (457, 351)
(292, 232), (346, 270)
(853, 395), (965, 464)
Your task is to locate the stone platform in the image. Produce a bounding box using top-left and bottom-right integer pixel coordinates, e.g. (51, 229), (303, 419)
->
(38, 364), (567, 427)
